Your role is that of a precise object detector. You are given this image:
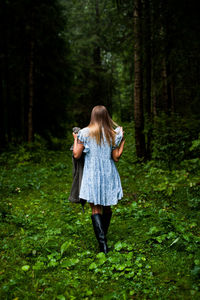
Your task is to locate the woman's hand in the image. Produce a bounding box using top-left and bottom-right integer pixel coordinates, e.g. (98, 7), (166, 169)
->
(73, 132), (78, 139)
(72, 133), (84, 159)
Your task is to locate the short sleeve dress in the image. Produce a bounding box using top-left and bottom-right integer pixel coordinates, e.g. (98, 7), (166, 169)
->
(77, 127), (123, 206)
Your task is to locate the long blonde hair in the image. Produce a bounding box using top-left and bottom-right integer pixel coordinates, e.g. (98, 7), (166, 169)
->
(88, 105), (118, 146)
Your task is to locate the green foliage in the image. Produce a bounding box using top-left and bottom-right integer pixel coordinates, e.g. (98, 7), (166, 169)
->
(190, 134), (200, 152)
(151, 113), (200, 169)
(1, 123), (200, 299)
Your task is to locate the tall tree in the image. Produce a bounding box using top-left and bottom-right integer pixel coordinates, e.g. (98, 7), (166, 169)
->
(133, 0), (146, 159)
(0, 0), (72, 147)
(27, 12), (35, 143)
(143, 0), (152, 159)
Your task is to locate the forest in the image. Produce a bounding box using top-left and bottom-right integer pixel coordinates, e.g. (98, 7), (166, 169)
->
(0, 0), (200, 299)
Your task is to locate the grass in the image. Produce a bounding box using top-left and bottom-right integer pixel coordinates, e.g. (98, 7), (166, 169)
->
(0, 125), (200, 299)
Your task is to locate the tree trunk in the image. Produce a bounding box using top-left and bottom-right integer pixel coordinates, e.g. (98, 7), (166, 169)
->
(170, 81), (175, 113)
(161, 3), (172, 114)
(161, 57), (168, 113)
(28, 39), (34, 143)
(144, 0), (152, 159)
(20, 79), (25, 141)
(107, 64), (113, 115)
(0, 0), (9, 147)
(144, 0), (151, 116)
(134, 0), (146, 159)
(94, 0), (100, 67)
(92, 0), (102, 105)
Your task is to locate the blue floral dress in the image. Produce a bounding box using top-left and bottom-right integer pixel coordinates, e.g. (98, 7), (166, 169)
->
(77, 127), (123, 206)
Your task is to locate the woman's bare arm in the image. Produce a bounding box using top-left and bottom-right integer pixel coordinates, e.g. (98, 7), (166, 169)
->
(112, 128), (125, 162)
(112, 139), (125, 162)
(73, 133), (85, 159)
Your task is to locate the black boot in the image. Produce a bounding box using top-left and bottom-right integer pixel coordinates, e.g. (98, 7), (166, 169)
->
(102, 211), (112, 236)
(91, 214), (108, 254)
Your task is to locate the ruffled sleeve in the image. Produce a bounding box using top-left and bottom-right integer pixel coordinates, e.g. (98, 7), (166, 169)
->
(77, 128), (90, 153)
(112, 127), (123, 149)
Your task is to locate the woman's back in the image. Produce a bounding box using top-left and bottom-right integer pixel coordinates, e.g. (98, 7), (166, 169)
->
(72, 105), (125, 254)
(78, 126), (122, 159)
(77, 126), (123, 206)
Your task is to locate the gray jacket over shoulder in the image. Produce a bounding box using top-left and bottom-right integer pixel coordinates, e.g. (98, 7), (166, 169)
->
(68, 127), (86, 209)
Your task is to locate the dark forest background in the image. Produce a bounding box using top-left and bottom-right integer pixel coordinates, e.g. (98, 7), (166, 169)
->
(1, 1), (200, 298)
(1, 0), (200, 159)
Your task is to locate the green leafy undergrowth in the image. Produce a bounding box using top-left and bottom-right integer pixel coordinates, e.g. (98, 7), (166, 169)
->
(0, 133), (200, 299)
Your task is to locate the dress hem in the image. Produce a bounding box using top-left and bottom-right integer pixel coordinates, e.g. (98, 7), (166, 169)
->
(81, 197), (123, 206)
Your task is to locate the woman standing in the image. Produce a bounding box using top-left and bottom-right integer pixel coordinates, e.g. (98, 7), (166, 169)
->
(73, 105), (125, 253)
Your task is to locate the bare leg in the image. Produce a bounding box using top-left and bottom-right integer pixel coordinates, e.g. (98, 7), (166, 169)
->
(90, 203), (102, 215)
